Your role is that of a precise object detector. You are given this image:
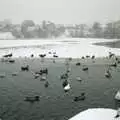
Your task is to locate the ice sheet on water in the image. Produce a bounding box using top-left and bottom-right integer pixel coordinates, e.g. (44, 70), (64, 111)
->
(0, 38), (119, 58)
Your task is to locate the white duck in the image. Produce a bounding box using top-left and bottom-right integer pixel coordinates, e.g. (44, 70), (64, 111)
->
(64, 83), (71, 92)
(76, 77), (82, 82)
(115, 90), (120, 100)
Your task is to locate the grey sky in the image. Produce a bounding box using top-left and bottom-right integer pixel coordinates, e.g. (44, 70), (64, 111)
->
(0, 0), (120, 24)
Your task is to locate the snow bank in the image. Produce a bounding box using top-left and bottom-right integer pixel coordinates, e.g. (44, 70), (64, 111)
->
(69, 108), (118, 120)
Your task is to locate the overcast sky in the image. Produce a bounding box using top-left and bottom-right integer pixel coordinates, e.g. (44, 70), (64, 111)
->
(0, 0), (120, 24)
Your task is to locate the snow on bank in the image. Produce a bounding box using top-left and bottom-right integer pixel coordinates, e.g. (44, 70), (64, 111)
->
(0, 38), (119, 58)
(69, 108), (118, 120)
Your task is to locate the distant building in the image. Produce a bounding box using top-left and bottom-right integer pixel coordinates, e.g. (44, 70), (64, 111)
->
(0, 32), (15, 39)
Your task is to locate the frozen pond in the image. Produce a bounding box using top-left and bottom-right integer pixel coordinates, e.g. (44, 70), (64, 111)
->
(0, 38), (119, 58)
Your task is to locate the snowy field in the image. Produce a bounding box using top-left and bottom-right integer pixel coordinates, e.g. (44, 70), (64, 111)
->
(0, 38), (119, 58)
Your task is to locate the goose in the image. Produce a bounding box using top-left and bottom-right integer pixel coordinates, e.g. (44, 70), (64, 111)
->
(24, 96), (40, 102)
(115, 90), (120, 101)
(74, 93), (86, 102)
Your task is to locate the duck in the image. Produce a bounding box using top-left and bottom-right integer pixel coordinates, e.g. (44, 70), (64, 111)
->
(105, 70), (111, 78)
(76, 62), (81, 66)
(82, 66), (88, 71)
(108, 52), (115, 59)
(53, 55), (58, 58)
(12, 72), (18, 76)
(115, 90), (120, 101)
(24, 96), (40, 102)
(30, 54), (34, 58)
(114, 108), (120, 118)
(60, 73), (68, 80)
(62, 80), (68, 88)
(40, 76), (47, 81)
(8, 59), (15, 63)
(44, 81), (49, 88)
(64, 83), (71, 92)
(76, 77), (82, 82)
(110, 62), (117, 67)
(0, 73), (6, 78)
(74, 93), (86, 102)
(31, 72), (40, 79)
(3, 53), (13, 58)
(40, 68), (48, 75)
(86, 55), (90, 58)
(91, 55), (95, 59)
(21, 65), (29, 71)
(81, 56), (85, 59)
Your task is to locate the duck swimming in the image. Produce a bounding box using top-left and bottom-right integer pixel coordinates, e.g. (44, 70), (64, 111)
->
(82, 66), (88, 71)
(24, 96), (40, 103)
(74, 93), (86, 102)
(105, 70), (111, 78)
(115, 90), (120, 101)
(64, 83), (71, 92)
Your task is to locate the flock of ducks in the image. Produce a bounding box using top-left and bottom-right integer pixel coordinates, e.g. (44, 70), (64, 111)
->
(1, 51), (120, 106)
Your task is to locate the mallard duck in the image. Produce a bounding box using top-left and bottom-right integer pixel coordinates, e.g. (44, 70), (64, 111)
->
(74, 93), (86, 101)
(24, 96), (40, 102)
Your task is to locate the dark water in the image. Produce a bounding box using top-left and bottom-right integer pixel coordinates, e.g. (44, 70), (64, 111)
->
(0, 58), (119, 120)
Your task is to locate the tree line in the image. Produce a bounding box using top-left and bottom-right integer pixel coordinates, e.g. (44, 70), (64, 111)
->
(0, 19), (120, 39)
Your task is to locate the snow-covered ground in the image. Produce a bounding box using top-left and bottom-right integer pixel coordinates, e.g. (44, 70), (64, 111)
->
(0, 38), (119, 58)
(69, 108), (118, 120)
